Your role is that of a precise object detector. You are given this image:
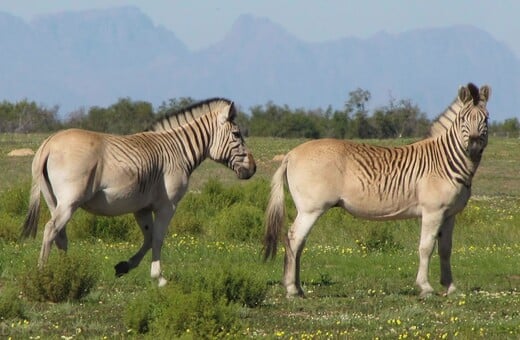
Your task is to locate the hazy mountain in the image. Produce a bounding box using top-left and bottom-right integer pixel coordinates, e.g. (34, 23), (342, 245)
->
(0, 7), (518, 121)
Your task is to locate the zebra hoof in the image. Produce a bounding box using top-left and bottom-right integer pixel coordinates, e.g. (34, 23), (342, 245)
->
(114, 261), (130, 277)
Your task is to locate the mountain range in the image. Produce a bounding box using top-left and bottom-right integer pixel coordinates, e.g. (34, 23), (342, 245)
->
(0, 6), (518, 121)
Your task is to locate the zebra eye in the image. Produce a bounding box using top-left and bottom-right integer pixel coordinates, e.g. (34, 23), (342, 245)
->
(232, 130), (242, 139)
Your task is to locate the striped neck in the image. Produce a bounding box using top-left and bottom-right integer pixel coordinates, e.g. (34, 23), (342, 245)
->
(167, 120), (215, 175)
(438, 123), (478, 188)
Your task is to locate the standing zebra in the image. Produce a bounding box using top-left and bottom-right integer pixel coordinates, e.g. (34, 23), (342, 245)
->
(21, 98), (256, 286)
(264, 83), (491, 298)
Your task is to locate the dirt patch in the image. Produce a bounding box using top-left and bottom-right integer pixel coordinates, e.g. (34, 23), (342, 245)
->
(8, 148), (34, 157)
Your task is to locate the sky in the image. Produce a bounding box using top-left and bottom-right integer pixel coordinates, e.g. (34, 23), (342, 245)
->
(1, 0), (519, 57)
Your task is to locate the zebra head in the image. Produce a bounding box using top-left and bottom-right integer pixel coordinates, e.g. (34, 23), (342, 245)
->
(457, 83), (491, 163)
(210, 102), (256, 179)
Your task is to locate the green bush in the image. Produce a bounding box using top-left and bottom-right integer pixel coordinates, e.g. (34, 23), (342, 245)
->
(356, 226), (403, 253)
(202, 178), (242, 209)
(125, 285), (242, 337)
(210, 267), (268, 308)
(175, 265), (268, 308)
(0, 183), (30, 242)
(213, 202), (264, 242)
(124, 291), (159, 334)
(0, 286), (26, 320)
(0, 184), (29, 217)
(151, 288), (240, 338)
(21, 251), (99, 302)
(0, 214), (21, 242)
(171, 178), (269, 240)
(68, 211), (141, 242)
(125, 265), (266, 336)
(171, 194), (208, 235)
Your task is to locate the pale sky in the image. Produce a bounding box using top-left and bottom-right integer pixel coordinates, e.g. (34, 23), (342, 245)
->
(1, 1), (519, 56)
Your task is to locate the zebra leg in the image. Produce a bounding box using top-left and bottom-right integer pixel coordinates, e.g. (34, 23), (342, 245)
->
(54, 228), (68, 251)
(39, 204), (75, 268)
(284, 211), (320, 297)
(114, 209), (153, 277)
(150, 205), (174, 287)
(416, 212), (444, 298)
(438, 215), (456, 296)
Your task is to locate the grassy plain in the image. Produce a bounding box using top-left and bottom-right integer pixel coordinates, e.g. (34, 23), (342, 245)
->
(0, 133), (519, 338)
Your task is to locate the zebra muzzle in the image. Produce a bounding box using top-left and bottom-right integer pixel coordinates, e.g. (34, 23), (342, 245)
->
(236, 153), (256, 179)
(467, 138), (485, 162)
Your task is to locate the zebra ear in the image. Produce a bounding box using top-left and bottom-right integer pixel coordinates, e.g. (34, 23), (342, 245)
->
(458, 85), (473, 104)
(479, 85), (491, 103)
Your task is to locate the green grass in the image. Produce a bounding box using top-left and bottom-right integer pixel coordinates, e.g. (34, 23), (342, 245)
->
(0, 134), (519, 338)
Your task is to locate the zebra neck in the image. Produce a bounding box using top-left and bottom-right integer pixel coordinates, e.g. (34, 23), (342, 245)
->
(168, 124), (211, 175)
(437, 130), (478, 187)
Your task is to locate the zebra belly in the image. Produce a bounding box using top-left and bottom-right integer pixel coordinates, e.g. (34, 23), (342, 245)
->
(81, 189), (156, 216)
(339, 198), (422, 221)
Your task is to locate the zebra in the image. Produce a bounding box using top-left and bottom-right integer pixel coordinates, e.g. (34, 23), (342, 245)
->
(21, 98), (256, 286)
(263, 83), (491, 298)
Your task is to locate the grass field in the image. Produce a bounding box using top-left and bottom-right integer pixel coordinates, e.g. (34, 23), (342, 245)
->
(0, 133), (519, 338)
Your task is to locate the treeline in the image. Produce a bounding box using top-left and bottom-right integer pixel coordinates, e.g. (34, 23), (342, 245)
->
(1, 89), (519, 138)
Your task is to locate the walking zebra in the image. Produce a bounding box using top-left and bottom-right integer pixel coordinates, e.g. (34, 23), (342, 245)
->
(264, 83), (491, 298)
(21, 98), (256, 286)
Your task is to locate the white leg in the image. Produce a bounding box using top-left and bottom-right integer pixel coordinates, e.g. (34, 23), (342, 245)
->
(283, 211), (321, 297)
(416, 212), (443, 298)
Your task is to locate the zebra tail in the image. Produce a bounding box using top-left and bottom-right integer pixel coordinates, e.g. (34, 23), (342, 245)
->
(20, 145), (47, 240)
(263, 155), (288, 261)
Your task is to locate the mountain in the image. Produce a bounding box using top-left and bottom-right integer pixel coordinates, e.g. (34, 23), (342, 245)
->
(0, 8), (518, 121)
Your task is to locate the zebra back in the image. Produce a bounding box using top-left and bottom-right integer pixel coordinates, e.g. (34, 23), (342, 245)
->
(429, 83), (480, 137)
(148, 98), (235, 132)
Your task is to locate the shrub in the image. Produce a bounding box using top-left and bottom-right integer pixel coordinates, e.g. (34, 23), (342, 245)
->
(171, 193), (208, 235)
(125, 285), (242, 337)
(0, 184), (29, 217)
(0, 183), (30, 242)
(171, 178), (270, 239)
(202, 178), (242, 209)
(210, 267), (268, 308)
(0, 286), (26, 320)
(68, 211), (141, 242)
(21, 251), (99, 302)
(125, 265), (267, 336)
(124, 291), (159, 334)
(213, 202), (264, 242)
(0, 214), (21, 242)
(356, 226), (403, 253)
(150, 288), (241, 338)
(175, 265), (268, 308)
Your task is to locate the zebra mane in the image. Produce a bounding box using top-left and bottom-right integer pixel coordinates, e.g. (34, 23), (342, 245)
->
(148, 97), (234, 132)
(428, 83), (479, 137)
(428, 97), (462, 137)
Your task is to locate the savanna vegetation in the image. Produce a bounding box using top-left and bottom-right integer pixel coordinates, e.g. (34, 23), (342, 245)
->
(1, 89), (518, 139)
(0, 131), (519, 338)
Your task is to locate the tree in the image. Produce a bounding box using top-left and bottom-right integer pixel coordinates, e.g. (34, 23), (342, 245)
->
(503, 117), (520, 136)
(371, 97), (430, 138)
(65, 98), (154, 134)
(156, 97), (196, 117)
(331, 108), (350, 138)
(0, 99), (60, 132)
(345, 88), (373, 138)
